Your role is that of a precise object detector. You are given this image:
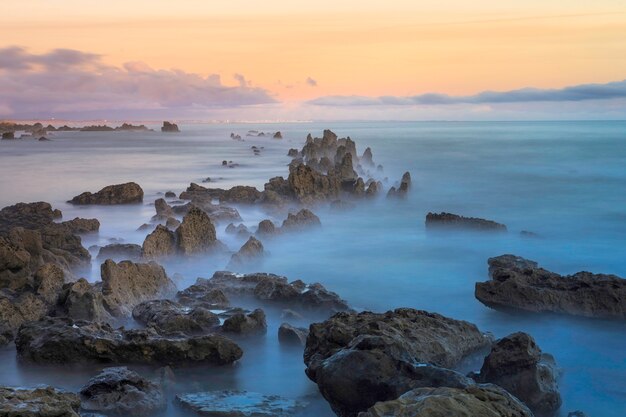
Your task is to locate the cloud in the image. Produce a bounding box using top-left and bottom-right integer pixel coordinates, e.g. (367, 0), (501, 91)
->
(307, 80), (626, 107)
(0, 46), (276, 118)
(306, 77), (318, 87)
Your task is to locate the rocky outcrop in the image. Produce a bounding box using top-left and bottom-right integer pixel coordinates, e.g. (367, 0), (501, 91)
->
(281, 209), (321, 231)
(57, 278), (113, 322)
(16, 317), (243, 365)
(304, 308), (492, 417)
(132, 299), (220, 336)
(273, 131), (283, 139)
(100, 259), (177, 317)
(222, 308), (267, 335)
(227, 236), (264, 269)
(286, 163), (341, 204)
(225, 223), (251, 237)
(68, 182), (144, 205)
(426, 212), (507, 232)
(0, 290), (48, 345)
(256, 219), (277, 236)
(387, 172), (411, 199)
(175, 206), (221, 255)
(59, 217), (100, 234)
(0, 386), (81, 417)
(357, 385), (533, 417)
(278, 323), (308, 346)
(475, 254), (626, 318)
(161, 121), (180, 132)
(476, 332), (561, 416)
(97, 243), (142, 261)
(153, 198), (174, 220)
(0, 201), (61, 233)
(176, 391), (305, 417)
(80, 367), (166, 417)
(180, 183), (262, 205)
(176, 284), (230, 310)
(142, 225), (177, 259)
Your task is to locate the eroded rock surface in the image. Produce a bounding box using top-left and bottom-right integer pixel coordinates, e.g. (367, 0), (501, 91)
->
(0, 386), (81, 417)
(426, 212), (507, 232)
(176, 391), (305, 417)
(68, 182), (144, 205)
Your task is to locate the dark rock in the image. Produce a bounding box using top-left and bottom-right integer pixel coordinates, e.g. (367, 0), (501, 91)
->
(256, 219), (277, 236)
(132, 299), (220, 336)
(476, 332), (561, 416)
(287, 148), (299, 157)
(175, 206), (221, 255)
(68, 182), (144, 205)
(281, 209), (321, 231)
(165, 191), (177, 198)
(227, 237), (264, 269)
(361, 147), (374, 166)
(153, 198), (174, 220)
(0, 291), (48, 345)
(176, 391), (305, 417)
(16, 317), (243, 365)
(0, 201), (60, 233)
(476, 254), (626, 318)
(176, 284), (230, 310)
(33, 263), (65, 304)
(426, 212), (507, 232)
(1, 132), (15, 140)
(142, 225), (177, 259)
(287, 163), (341, 204)
(225, 223), (251, 237)
(278, 323), (308, 346)
(97, 243), (142, 261)
(273, 131), (283, 139)
(222, 308), (267, 335)
(58, 278), (112, 322)
(161, 121), (180, 132)
(80, 367), (166, 417)
(0, 386), (81, 417)
(166, 217), (181, 230)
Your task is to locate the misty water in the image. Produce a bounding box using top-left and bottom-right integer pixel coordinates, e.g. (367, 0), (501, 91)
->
(1, 121), (625, 416)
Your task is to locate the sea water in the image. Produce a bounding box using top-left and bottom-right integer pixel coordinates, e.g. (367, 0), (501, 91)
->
(0, 121), (624, 416)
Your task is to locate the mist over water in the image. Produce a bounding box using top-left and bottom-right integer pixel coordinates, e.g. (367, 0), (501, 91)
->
(1, 121), (625, 416)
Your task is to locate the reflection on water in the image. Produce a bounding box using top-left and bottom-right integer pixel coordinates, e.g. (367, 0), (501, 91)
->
(1, 121), (625, 416)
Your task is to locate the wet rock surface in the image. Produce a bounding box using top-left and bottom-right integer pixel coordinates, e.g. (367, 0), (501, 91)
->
(176, 390), (305, 417)
(0, 386), (81, 417)
(80, 367), (166, 416)
(426, 212), (507, 231)
(68, 182), (144, 205)
(476, 254), (626, 318)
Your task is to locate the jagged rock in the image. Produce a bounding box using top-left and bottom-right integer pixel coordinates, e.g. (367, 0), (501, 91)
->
(59, 217), (100, 234)
(176, 206), (221, 255)
(16, 317), (243, 365)
(58, 278), (112, 322)
(165, 217), (181, 229)
(153, 198), (174, 220)
(287, 148), (299, 157)
(256, 219), (277, 236)
(476, 332), (561, 416)
(304, 309), (492, 416)
(97, 243), (142, 261)
(142, 225), (177, 259)
(68, 182), (144, 205)
(132, 299), (219, 336)
(222, 308), (267, 335)
(273, 131), (283, 139)
(176, 391), (305, 417)
(335, 153), (358, 181)
(365, 181), (379, 197)
(80, 367), (166, 417)
(281, 209), (321, 231)
(180, 183), (262, 205)
(278, 323), (308, 346)
(0, 201), (60, 233)
(357, 385), (533, 417)
(225, 223), (251, 237)
(161, 121), (180, 132)
(287, 163), (341, 203)
(361, 147), (374, 166)
(426, 212), (507, 231)
(100, 259), (177, 317)
(0, 386), (81, 417)
(475, 254), (626, 318)
(1, 132), (15, 140)
(227, 236), (264, 269)
(33, 263), (64, 304)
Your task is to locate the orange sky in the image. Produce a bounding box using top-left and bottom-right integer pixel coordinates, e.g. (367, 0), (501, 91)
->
(2, 0), (626, 104)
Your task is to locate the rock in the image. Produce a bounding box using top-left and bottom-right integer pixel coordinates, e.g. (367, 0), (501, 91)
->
(222, 308), (267, 335)
(225, 223), (251, 237)
(97, 243), (142, 261)
(256, 219), (277, 236)
(287, 148), (299, 157)
(132, 299), (220, 336)
(80, 367), (166, 417)
(1, 132), (15, 140)
(278, 323), (308, 346)
(0, 201), (60, 233)
(0, 386), (81, 417)
(175, 206), (221, 255)
(153, 198), (174, 220)
(287, 163), (341, 203)
(176, 391), (305, 417)
(425, 212), (507, 232)
(16, 317), (243, 365)
(161, 121), (180, 132)
(166, 217), (181, 229)
(273, 131), (283, 139)
(304, 309), (492, 416)
(165, 191), (177, 198)
(227, 236), (264, 269)
(59, 217), (100, 233)
(180, 183), (262, 205)
(387, 172), (411, 198)
(361, 147), (374, 166)
(357, 385), (533, 417)
(176, 285), (230, 309)
(476, 332), (561, 416)
(365, 181), (379, 197)
(58, 278), (112, 322)
(281, 309), (303, 320)
(33, 263), (65, 304)
(0, 291), (48, 345)
(68, 182), (144, 205)
(100, 259), (177, 317)
(142, 225), (177, 259)
(335, 153), (358, 181)
(38, 136), (50, 141)
(476, 254), (626, 319)
(281, 209), (321, 231)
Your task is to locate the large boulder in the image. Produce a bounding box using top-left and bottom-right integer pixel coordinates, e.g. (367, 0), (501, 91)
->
(0, 386), (81, 417)
(142, 225), (177, 259)
(68, 182), (144, 205)
(475, 254), (626, 318)
(0, 201), (60, 233)
(175, 206), (221, 255)
(476, 332), (562, 416)
(79, 367), (166, 417)
(16, 317), (243, 365)
(425, 212), (507, 232)
(100, 259), (177, 317)
(256, 219), (277, 237)
(132, 299), (220, 336)
(357, 385), (533, 417)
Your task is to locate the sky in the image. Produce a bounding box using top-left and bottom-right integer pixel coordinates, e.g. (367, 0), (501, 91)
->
(1, 0), (626, 121)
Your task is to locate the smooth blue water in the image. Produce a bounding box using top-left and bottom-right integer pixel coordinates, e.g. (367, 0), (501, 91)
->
(0, 121), (625, 416)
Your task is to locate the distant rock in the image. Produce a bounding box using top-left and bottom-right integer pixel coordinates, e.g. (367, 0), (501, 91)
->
(425, 212), (507, 232)
(278, 323), (308, 346)
(227, 236), (264, 269)
(68, 182), (144, 205)
(281, 209), (321, 231)
(256, 219), (277, 237)
(80, 367), (166, 417)
(0, 386), (81, 417)
(1, 132), (15, 140)
(176, 391), (305, 417)
(225, 223), (251, 238)
(273, 131), (283, 139)
(164, 191), (176, 198)
(475, 254), (626, 318)
(175, 206), (221, 255)
(97, 243), (142, 261)
(287, 148), (299, 157)
(161, 121), (180, 132)
(222, 308), (267, 335)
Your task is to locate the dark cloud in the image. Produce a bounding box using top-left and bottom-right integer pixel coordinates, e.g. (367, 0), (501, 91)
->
(0, 47), (276, 118)
(306, 77), (318, 87)
(307, 80), (626, 106)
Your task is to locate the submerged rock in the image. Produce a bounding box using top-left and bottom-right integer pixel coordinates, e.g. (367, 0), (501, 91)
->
(176, 390), (305, 417)
(80, 367), (166, 417)
(0, 386), (81, 417)
(16, 317), (243, 365)
(475, 254), (626, 318)
(425, 212), (507, 232)
(68, 182), (144, 205)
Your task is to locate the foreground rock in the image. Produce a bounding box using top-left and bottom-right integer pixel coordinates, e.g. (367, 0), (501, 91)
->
(68, 182), (144, 205)
(132, 299), (219, 336)
(176, 391), (305, 417)
(304, 308), (492, 417)
(476, 254), (626, 319)
(476, 332), (561, 416)
(425, 212), (507, 232)
(357, 385), (533, 417)
(80, 367), (166, 417)
(16, 317), (243, 365)
(0, 386), (81, 417)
